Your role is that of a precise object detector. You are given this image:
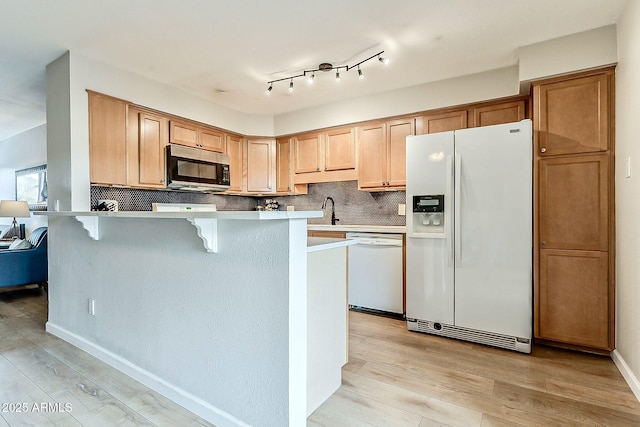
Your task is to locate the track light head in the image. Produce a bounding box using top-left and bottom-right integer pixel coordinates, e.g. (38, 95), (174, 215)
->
(288, 79), (294, 93)
(378, 55), (389, 65)
(308, 72), (315, 84)
(266, 84), (273, 95)
(335, 69), (341, 83)
(358, 67), (364, 80)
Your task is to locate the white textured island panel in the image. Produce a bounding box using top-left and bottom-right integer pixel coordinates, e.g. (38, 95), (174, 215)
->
(38, 211), (323, 253)
(44, 214), (311, 426)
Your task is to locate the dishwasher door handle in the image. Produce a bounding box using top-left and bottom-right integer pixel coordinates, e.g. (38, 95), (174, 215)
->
(352, 239), (403, 247)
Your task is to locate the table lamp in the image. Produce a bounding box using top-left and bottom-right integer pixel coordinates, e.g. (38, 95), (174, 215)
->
(0, 200), (30, 239)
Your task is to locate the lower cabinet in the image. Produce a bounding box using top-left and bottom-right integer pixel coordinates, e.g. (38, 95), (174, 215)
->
(537, 249), (610, 350)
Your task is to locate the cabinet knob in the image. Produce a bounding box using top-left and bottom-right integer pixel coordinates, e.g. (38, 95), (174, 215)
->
(316, 166), (320, 171)
(540, 147), (547, 153)
(160, 178), (165, 183)
(541, 241), (546, 246)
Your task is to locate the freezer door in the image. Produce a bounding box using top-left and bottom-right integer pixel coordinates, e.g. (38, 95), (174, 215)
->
(405, 132), (455, 325)
(453, 120), (532, 339)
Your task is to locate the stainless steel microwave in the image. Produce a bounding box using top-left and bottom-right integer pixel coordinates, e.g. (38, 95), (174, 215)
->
(166, 144), (231, 192)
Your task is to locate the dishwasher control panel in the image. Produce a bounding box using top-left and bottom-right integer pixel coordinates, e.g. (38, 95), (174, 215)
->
(412, 195), (444, 234)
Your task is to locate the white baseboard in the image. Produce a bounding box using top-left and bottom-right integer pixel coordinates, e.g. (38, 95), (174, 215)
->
(612, 349), (640, 402)
(46, 322), (249, 427)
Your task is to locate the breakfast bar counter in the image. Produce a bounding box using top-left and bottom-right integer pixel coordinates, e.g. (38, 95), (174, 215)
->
(38, 210), (352, 427)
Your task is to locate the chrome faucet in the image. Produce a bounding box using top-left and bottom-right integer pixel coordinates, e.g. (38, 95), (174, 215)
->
(322, 197), (339, 225)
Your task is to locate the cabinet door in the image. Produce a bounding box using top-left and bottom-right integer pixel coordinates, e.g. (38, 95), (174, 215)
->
(325, 127), (355, 171)
(246, 138), (275, 193)
(387, 119), (414, 188)
(538, 249), (610, 349)
(276, 138), (292, 193)
(472, 100), (525, 127)
(138, 112), (168, 187)
(169, 120), (199, 148)
(357, 122), (387, 188)
(226, 134), (244, 192)
(294, 133), (321, 174)
(416, 110), (467, 135)
(535, 73), (610, 156)
(539, 154), (608, 251)
(199, 127), (225, 152)
(89, 92), (127, 185)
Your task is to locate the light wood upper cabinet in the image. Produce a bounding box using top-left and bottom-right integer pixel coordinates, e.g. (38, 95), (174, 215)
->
(357, 118), (413, 190)
(416, 110), (467, 135)
(127, 106), (168, 188)
(538, 154), (609, 251)
(325, 128), (355, 171)
(534, 73), (611, 156)
(246, 138), (276, 193)
(170, 120), (225, 153)
(472, 100), (526, 128)
(199, 127), (225, 152)
(357, 123), (386, 188)
(538, 249), (610, 349)
(169, 120), (198, 148)
(294, 133), (322, 174)
(276, 137), (292, 193)
(89, 92), (128, 185)
(293, 127), (357, 184)
(226, 134), (244, 192)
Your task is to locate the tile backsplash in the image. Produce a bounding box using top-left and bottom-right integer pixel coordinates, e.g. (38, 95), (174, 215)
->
(91, 180), (406, 226)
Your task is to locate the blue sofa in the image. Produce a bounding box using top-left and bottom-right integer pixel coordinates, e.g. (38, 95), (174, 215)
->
(0, 227), (48, 290)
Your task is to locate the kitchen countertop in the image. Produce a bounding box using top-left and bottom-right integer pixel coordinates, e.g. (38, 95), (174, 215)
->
(307, 237), (356, 253)
(308, 224), (406, 233)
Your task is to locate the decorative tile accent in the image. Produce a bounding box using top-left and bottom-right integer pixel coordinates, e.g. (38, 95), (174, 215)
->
(91, 181), (407, 226)
(90, 187), (256, 212)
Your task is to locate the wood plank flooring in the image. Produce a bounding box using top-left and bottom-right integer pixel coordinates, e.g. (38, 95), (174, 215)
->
(1, 288), (639, 426)
(309, 311), (640, 427)
(0, 287), (214, 426)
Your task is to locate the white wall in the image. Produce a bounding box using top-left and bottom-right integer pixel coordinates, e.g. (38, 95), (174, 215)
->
(46, 216), (308, 426)
(274, 66), (520, 135)
(613, 0), (640, 399)
(0, 124), (48, 232)
(518, 25), (618, 83)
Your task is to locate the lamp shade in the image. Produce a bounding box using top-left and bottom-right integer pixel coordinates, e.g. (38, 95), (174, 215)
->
(0, 200), (30, 218)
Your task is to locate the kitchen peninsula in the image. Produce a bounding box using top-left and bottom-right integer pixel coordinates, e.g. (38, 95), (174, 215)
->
(38, 210), (353, 427)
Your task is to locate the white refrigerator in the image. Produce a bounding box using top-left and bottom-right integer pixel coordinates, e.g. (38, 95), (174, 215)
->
(405, 120), (532, 353)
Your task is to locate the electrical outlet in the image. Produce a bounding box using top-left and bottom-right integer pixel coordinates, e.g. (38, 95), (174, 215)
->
(398, 204), (406, 216)
(88, 298), (95, 316)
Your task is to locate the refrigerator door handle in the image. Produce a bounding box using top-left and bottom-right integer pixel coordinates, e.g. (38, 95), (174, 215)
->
(446, 155), (454, 266)
(455, 153), (462, 265)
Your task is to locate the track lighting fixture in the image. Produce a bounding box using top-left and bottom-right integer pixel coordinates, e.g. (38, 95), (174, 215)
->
(265, 50), (387, 94)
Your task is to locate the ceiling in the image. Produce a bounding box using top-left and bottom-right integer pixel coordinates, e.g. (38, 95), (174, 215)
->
(0, 0), (625, 142)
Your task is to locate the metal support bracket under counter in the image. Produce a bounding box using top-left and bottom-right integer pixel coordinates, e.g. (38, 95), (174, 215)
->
(37, 210), (323, 253)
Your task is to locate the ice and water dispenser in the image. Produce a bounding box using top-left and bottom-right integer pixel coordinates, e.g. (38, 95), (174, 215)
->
(412, 195), (444, 234)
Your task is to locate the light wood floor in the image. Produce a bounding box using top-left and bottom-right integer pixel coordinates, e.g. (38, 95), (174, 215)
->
(2, 288), (640, 426)
(309, 310), (640, 427)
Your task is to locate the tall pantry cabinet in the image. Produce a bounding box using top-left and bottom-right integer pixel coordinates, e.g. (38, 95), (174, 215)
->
(533, 67), (615, 352)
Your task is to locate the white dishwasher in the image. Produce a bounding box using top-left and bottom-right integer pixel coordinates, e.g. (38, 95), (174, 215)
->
(346, 233), (404, 317)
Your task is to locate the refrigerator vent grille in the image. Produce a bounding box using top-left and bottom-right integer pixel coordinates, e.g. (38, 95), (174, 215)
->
(414, 320), (523, 352)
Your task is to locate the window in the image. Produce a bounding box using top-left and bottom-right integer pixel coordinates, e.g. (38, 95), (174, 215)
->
(15, 165), (47, 211)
